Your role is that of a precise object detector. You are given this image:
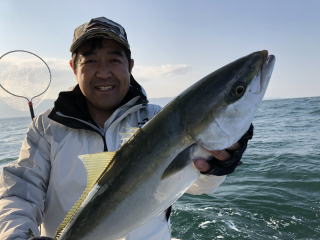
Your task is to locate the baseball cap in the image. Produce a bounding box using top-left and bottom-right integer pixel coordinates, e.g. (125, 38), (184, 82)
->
(70, 17), (130, 53)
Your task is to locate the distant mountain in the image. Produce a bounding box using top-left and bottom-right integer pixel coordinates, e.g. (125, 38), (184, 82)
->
(0, 101), (24, 119)
(0, 97), (173, 119)
(0, 99), (55, 119)
(149, 97), (173, 107)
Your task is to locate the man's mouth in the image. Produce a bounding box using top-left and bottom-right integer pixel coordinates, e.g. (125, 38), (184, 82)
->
(95, 86), (115, 91)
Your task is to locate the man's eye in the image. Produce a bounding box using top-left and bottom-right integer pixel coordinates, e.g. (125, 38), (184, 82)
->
(111, 58), (122, 63)
(84, 59), (97, 64)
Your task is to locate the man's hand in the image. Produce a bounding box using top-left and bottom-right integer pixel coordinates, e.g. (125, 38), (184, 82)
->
(194, 142), (240, 172)
(193, 124), (254, 176)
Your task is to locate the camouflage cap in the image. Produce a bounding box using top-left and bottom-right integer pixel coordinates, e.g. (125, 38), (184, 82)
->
(70, 17), (130, 53)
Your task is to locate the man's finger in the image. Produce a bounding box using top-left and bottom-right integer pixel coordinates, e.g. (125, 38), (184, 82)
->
(207, 150), (231, 161)
(206, 142), (240, 161)
(193, 159), (210, 172)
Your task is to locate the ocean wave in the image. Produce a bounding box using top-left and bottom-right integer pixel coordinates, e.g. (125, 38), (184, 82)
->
(0, 157), (17, 165)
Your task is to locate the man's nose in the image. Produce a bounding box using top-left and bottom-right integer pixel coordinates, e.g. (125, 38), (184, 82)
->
(96, 62), (112, 79)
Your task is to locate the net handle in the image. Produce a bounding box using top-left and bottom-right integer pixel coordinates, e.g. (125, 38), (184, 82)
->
(0, 50), (52, 102)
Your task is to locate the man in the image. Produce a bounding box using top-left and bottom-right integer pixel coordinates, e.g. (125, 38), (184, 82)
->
(0, 17), (253, 239)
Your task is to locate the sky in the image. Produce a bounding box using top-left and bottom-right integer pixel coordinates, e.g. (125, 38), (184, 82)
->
(0, 0), (319, 106)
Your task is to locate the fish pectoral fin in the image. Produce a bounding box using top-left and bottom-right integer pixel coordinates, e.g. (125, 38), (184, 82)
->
(55, 151), (116, 238)
(162, 145), (195, 179)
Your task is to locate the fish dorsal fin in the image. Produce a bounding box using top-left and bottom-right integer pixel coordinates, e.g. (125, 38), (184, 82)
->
(55, 152), (116, 238)
(120, 127), (140, 146)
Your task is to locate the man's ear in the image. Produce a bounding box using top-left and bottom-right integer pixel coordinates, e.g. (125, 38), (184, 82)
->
(69, 59), (76, 75)
(129, 59), (134, 73)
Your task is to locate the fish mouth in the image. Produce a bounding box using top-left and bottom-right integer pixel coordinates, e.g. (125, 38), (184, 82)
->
(264, 54), (276, 70)
(249, 53), (275, 94)
(260, 54), (275, 91)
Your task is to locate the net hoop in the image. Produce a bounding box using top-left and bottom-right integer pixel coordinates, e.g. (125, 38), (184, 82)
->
(0, 49), (52, 102)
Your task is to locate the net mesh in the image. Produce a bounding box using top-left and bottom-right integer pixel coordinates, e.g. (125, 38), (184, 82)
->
(0, 51), (51, 111)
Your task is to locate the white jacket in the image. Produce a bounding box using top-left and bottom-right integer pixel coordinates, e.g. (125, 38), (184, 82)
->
(0, 86), (225, 240)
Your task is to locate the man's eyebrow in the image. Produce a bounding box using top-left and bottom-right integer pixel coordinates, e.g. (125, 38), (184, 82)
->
(107, 50), (125, 57)
(81, 51), (95, 57)
(80, 50), (125, 57)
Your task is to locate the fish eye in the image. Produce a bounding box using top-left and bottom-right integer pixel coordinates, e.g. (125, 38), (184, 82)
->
(233, 84), (246, 97)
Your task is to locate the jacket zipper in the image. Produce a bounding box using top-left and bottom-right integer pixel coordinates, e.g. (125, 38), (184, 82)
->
(55, 112), (108, 151)
(55, 99), (147, 152)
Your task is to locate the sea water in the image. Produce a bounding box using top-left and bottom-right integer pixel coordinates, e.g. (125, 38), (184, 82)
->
(0, 97), (319, 240)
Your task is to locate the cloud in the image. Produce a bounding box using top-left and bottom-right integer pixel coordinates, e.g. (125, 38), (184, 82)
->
(0, 56), (75, 110)
(45, 58), (75, 96)
(132, 64), (191, 82)
(132, 64), (196, 98)
(0, 55), (194, 106)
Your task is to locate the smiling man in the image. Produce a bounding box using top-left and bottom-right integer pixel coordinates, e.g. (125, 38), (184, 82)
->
(0, 17), (253, 240)
(70, 38), (134, 127)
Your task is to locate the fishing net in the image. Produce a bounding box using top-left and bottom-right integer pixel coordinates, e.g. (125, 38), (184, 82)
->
(0, 50), (51, 118)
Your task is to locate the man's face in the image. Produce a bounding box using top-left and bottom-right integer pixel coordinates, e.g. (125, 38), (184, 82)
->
(72, 39), (133, 118)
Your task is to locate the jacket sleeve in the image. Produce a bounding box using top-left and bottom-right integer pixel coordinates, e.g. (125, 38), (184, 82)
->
(0, 115), (51, 240)
(186, 175), (226, 195)
(186, 124), (254, 195)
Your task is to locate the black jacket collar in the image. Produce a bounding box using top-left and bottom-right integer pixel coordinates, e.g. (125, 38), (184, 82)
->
(48, 76), (148, 130)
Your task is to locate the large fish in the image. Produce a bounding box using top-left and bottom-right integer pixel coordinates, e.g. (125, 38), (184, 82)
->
(56, 50), (275, 240)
